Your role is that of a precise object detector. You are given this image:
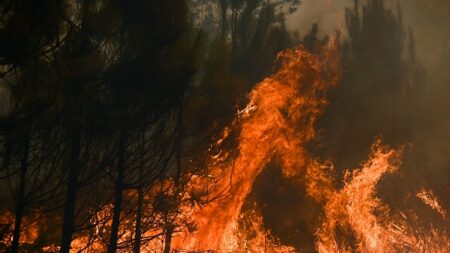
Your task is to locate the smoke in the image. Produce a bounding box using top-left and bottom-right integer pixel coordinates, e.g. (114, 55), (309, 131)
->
(287, 0), (352, 37)
(288, 0), (450, 107)
(287, 0), (450, 182)
(288, 0), (450, 67)
(398, 0), (450, 186)
(244, 1), (450, 250)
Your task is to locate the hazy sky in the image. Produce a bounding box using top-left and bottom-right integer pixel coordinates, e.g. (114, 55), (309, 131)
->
(287, 0), (450, 82)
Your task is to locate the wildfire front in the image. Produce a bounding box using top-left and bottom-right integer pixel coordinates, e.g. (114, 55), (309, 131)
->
(0, 0), (449, 252)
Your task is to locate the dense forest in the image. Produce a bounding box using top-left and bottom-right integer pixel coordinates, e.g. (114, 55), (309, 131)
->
(0, 0), (448, 252)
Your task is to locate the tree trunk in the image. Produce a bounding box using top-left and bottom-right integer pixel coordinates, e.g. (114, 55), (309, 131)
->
(219, 0), (228, 36)
(133, 186), (143, 253)
(163, 227), (173, 253)
(163, 107), (183, 253)
(108, 129), (126, 253)
(1, 138), (11, 174)
(133, 126), (146, 253)
(60, 128), (81, 253)
(10, 134), (29, 253)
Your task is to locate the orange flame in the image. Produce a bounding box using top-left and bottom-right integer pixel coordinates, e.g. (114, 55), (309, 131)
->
(416, 189), (447, 220)
(315, 141), (450, 253)
(173, 42), (449, 252)
(173, 42), (341, 251)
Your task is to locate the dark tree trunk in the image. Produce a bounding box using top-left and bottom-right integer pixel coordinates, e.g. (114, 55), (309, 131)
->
(10, 134), (29, 253)
(133, 186), (143, 253)
(1, 138), (11, 174)
(219, 0), (228, 36)
(60, 128), (81, 253)
(108, 129), (126, 253)
(133, 126), (146, 253)
(163, 227), (173, 253)
(164, 107), (183, 253)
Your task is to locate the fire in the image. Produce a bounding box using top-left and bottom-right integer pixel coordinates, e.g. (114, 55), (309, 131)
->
(316, 141), (402, 252)
(172, 42), (449, 252)
(2, 43), (449, 252)
(315, 141), (450, 253)
(0, 210), (41, 248)
(233, 202), (297, 252)
(172, 42), (341, 251)
(416, 189), (447, 220)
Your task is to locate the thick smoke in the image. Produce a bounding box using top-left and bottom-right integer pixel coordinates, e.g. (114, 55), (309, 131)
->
(288, 1), (450, 175)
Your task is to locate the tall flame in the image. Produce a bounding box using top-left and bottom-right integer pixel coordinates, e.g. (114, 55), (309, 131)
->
(173, 43), (341, 251)
(173, 42), (450, 252)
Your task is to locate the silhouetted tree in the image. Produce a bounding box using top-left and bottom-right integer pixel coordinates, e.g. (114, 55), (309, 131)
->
(0, 1), (69, 252)
(317, 0), (426, 170)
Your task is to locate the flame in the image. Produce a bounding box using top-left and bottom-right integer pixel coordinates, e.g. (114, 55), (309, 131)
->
(233, 202), (297, 252)
(172, 42), (449, 252)
(0, 210), (41, 248)
(315, 141), (450, 253)
(416, 189), (447, 220)
(172, 42), (341, 251)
